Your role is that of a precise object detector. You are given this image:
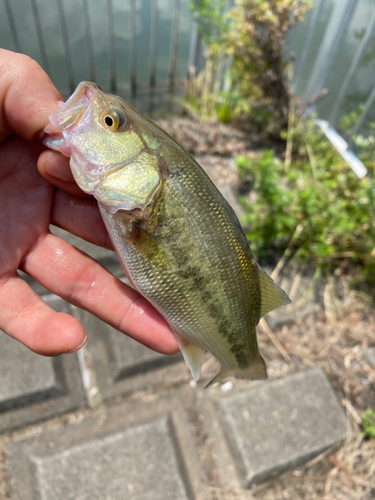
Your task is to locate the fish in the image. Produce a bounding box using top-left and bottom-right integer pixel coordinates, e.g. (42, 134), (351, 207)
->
(43, 82), (291, 386)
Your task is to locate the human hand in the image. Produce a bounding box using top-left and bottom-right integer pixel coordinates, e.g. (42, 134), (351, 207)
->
(0, 49), (178, 356)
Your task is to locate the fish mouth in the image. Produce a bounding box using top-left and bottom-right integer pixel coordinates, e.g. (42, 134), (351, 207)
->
(48, 81), (101, 132)
(43, 82), (102, 154)
(60, 81), (100, 113)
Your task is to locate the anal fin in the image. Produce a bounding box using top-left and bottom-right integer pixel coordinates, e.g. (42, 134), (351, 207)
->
(178, 341), (205, 382)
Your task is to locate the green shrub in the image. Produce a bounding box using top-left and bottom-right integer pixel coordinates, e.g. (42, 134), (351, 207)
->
(188, 0), (311, 135)
(237, 114), (375, 278)
(362, 408), (375, 439)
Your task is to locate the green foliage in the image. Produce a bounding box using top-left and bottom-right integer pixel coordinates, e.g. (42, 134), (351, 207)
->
(189, 0), (227, 43)
(237, 114), (375, 276)
(339, 106), (375, 173)
(188, 0), (311, 134)
(362, 409), (375, 439)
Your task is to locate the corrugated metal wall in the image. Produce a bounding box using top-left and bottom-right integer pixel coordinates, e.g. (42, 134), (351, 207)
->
(2, 0), (375, 175)
(289, 0), (375, 176)
(0, 0), (196, 117)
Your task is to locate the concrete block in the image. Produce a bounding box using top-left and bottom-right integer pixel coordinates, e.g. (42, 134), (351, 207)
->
(0, 297), (86, 432)
(207, 369), (347, 487)
(0, 331), (63, 411)
(9, 391), (206, 500)
(74, 308), (184, 400)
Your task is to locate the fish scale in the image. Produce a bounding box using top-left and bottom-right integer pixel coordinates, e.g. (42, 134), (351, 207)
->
(44, 81), (291, 385)
(102, 154), (264, 374)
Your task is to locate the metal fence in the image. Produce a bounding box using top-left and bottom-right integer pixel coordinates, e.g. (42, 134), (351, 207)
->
(289, 0), (375, 177)
(1, 0), (375, 177)
(0, 0), (198, 117)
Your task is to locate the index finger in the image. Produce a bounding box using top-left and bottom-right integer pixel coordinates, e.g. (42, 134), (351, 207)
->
(0, 49), (61, 142)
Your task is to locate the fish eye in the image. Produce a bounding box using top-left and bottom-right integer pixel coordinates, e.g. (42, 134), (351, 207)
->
(101, 108), (126, 131)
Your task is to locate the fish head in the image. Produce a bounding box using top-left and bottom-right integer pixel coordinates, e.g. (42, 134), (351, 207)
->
(44, 82), (163, 213)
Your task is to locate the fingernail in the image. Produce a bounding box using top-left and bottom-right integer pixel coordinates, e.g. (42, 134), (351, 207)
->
(44, 151), (72, 182)
(66, 334), (88, 353)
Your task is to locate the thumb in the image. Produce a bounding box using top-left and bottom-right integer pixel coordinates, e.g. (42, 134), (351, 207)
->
(0, 49), (62, 143)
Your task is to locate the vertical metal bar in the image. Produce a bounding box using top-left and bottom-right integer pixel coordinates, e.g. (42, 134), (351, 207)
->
(3, 0), (21, 52)
(30, 0), (50, 73)
(82, 0), (96, 82)
(350, 83), (375, 137)
(303, 0), (358, 103)
(148, 0), (158, 116)
(106, 0), (116, 92)
(56, 0), (75, 93)
(130, 0), (137, 103)
(292, 0), (326, 94)
(222, 55), (233, 92)
(167, 0), (180, 113)
(188, 15), (199, 77)
(214, 56), (226, 94)
(186, 14), (200, 100)
(329, 8), (375, 127)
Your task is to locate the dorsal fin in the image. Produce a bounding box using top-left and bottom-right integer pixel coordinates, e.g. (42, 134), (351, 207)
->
(257, 267), (291, 317)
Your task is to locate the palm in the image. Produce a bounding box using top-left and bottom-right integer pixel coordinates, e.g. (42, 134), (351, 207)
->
(0, 48), (177, 356)
(1, 138), (51, 277)
(0, 135), (178, 355)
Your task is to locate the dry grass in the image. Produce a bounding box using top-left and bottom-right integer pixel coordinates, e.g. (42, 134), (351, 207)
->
(253, 275), (375, 500)
(251, 434), (375, 500)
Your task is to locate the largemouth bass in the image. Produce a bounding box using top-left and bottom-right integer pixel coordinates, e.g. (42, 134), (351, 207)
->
(44, 82), (290, 386)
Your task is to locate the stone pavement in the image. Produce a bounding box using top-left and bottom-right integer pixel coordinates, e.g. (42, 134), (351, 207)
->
(0, 161), (352, 499)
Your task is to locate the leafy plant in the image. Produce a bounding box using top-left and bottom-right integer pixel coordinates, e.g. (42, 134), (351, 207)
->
(188, 0), (311, 135)
(337, 105), (375, 173)
(237, 112), (375, 279)
(362, 408), (375, 439)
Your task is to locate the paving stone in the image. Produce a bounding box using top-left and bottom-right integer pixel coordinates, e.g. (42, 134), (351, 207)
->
(0, 332), (61, 411)
(0, 297), (86, 432)
(201, 369), (347, 488)
(366, 347), (375, 368)
(9, 391), (206, 500)
(73, 307), (184, 400)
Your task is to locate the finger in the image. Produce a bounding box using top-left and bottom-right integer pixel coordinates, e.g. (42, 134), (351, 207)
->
(0, 274), (87, 355)
(38, 150), (90, 198)
(21, 232), (179, 355)
(51, 189), (113, 250)
(0, 49), (61, 141)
